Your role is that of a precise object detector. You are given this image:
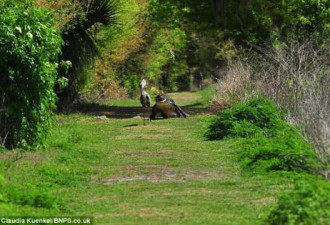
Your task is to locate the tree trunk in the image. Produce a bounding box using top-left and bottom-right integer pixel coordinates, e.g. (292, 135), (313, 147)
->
(211, 0), (226, 26)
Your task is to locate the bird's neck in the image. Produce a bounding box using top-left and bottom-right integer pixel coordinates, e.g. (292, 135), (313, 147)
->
(141, 89), (147, 94)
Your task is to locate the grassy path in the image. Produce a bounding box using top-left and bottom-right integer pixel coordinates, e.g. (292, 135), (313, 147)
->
(0, 89), (294, 224)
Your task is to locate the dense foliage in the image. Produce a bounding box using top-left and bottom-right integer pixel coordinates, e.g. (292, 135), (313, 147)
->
(80, 0), (217, 99)
(0, 0), (62, 149)
(239, 127), (318, 172)
(56, 0), (330, 101)
(136, 0), (216, 92)
(32, 0), (330, 104)
(141, 0), (330, 92)
(219, 0), (330, 43)
(99, 0), (191, 96)
(207, 98), (281, 140)
(56, 0), (118, 110)
(207, 98), (319, 172)
(267, 180), (330, 225)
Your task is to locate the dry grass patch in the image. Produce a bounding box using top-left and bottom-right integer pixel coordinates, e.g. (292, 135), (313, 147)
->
(120, 150), (182, 156)
(102, 165), (225, 184)
(252, 197), (276, 205)
(114, 133), (172, 140)
(0, 150), (46, 168)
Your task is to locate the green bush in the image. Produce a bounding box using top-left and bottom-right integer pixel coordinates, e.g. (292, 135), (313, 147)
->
(239, 126), (318, 172)
(207, 98), (281, 140)
(229, 120), (263, 139)
(267, 180), (330, 225)
(0, 0), (62, 149)
(207, 98), (319, 172)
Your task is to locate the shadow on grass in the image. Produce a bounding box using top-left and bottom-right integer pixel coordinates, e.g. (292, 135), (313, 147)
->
(72, 102), (210, 119)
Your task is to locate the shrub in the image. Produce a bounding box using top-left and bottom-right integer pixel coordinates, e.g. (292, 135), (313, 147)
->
(267, 180), (330, 225)
(229, 120), (263, 139)
(239, 125), (318, 172)
(78, 77), (128, 104)
(124, 75), (140, 98)
(207, 98), (319, 172)
(207, 98), (281, 140)
(0, 0), (63, 149)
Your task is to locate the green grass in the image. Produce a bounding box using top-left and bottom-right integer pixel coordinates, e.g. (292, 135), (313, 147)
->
(0, 88), (300, 224)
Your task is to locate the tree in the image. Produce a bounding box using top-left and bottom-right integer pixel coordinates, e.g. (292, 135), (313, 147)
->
(211, 0), (225, 26)
(57, 0), (118, 111)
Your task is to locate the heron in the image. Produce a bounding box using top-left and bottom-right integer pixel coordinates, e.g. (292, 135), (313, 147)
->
(139, 79), (151, 108)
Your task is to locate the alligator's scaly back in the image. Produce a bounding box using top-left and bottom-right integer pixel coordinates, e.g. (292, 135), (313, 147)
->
(150, 94), (189, 119)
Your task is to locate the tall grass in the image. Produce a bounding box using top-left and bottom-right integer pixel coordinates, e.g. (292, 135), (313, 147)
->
(213, 40), (330, 165)
(211, 60), (255, 113)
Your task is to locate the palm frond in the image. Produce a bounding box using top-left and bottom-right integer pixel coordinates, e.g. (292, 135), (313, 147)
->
(57, 0), (118, 109)
(63, 0), (118, 60)
(86, 0), (117, 26)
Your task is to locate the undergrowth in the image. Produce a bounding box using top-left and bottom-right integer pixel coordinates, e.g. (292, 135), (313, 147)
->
(207, 98), (320, 172)
(207, 98), (281, 140)
(267, 179), (330, 225)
